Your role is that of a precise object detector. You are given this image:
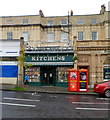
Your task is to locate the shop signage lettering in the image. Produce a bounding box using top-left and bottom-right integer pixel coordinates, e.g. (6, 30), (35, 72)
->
(25, 53), (73, 62)
(32, 56), (65, 61)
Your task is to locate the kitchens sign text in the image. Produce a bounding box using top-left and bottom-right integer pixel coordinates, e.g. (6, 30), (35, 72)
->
(25, 54), (73, 62)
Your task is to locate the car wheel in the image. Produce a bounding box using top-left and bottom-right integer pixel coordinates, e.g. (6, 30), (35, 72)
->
(104, 89), (110, 98)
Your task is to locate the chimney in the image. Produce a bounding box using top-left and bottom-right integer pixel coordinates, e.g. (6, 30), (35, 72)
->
(100, 4), (106, 14)
(70, 10), (73, 16)
(39, 10), (44, 17)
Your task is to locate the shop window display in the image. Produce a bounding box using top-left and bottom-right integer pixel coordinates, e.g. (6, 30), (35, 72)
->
(57, 67), (71, 82)
(25, 67), (40, 82)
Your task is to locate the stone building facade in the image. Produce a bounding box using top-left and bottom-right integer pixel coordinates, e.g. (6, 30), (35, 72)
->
(0, 5), (110, 87)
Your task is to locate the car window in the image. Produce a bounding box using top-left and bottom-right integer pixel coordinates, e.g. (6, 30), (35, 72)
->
(99, 81), (107, 84)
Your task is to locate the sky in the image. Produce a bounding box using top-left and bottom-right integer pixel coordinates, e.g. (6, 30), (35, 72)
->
(0, 0), (110, 17)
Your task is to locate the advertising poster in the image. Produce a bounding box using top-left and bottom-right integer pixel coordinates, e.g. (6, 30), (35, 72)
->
(103, 68), (110, 80)
(70, 71), (77, 80)
(80, 72), (87, 89)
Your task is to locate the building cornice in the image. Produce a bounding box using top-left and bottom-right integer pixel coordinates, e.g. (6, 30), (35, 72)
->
(0, 24), (43, 28)
(78, 47), (110, 51)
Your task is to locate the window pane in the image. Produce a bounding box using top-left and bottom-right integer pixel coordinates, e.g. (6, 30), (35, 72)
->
(7, 20), (13, 25)
(77, 19), (84, 25)
(23, 19), (28, 25)
(22, 32), (29, 41)
(61, 20), (68, 25)
(91, 19), (97, 24)
(57, 67), (72, 82)
(92, 32), (97, 40)
(7, 32), (13, 40)
(47, 33), (54, 42)
(78, 32), (83, 40)
(48, 21), (54, 26)
(61, 32), (68, 42)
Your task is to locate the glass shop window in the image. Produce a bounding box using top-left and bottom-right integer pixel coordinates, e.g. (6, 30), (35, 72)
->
(57, 67), (71, 82)
(25, 67), (40, 82)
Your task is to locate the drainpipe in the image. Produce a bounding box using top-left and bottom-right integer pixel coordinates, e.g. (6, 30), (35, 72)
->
(73, 36), (78, 69)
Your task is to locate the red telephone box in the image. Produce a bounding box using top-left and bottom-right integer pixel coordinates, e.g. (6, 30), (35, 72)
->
(68, 68), (88, 92)
(79, 69), (88, 92)
(68, 68), (79, 92)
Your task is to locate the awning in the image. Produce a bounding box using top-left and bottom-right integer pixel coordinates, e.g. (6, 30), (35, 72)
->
(25, 62), (74, 66)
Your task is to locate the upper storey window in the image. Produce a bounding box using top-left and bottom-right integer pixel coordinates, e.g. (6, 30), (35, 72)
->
(78, 32), (84, 40)
(48, 20), (54, 26)
(61, 32), (68, 42)
(22, 32), (29, 42)
(92, 32), (98, 40)
(23, 19), (28, 25)
(47, 33), (54, 42)
(7, 32), (13, 40)
(60, 20), (68, 25)
(77, 19), (84, 25)
(91, 19), (97, 24)
(7, 20), (13, 25)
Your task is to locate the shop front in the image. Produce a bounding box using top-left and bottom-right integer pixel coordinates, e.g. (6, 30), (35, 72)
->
(25, 52), (74, 87)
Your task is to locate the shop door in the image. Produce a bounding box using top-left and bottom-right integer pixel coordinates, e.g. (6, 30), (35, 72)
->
(41, 66), (56, 86)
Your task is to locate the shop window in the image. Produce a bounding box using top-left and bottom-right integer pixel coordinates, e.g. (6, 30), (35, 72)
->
(25, 67), (40, 82)
(57, 67), (71, 82)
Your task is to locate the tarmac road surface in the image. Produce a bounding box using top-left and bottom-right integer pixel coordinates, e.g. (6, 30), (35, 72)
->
(1, 90), (110, 119)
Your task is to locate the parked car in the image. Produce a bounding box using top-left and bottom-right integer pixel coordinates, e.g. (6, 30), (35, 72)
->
(93, 81), (110, 97)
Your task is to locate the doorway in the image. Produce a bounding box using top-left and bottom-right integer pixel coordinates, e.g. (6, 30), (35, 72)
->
(40, 66), (56, 86)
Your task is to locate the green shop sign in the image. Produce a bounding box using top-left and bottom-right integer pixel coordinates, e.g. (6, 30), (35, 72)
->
(25, 53), (74, 63)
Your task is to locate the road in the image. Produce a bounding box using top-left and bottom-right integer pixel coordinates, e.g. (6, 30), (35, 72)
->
(1, 90), (110, 119)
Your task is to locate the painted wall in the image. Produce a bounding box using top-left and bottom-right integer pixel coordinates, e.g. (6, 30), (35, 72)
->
(0, 40), (20, 57)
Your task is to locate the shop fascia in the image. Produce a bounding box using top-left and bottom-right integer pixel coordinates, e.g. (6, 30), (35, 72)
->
(31, 55), (65, 62)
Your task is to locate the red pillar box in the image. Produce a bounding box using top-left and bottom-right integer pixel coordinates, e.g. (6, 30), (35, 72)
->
(68, 68), (79, 92)
(79, 69), (88, 92)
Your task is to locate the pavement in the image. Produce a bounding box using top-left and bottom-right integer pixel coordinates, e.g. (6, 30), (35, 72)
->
(0, 84), (97, 95)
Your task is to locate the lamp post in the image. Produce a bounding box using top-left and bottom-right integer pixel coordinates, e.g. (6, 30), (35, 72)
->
(73, 36), (78, 69)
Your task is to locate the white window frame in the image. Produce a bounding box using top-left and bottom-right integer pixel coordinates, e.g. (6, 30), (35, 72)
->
(22, 32), (29, 42)
(77, 19), (84, 25)
(60, 20), (68, 25)
(92, 32), (98, 40)
(23, 19), (28, 25)
(61, 32), (68, 42)
(78, 32), (84, 40)
(47, 33), (54, 42)
(7, 32), (13, 40)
